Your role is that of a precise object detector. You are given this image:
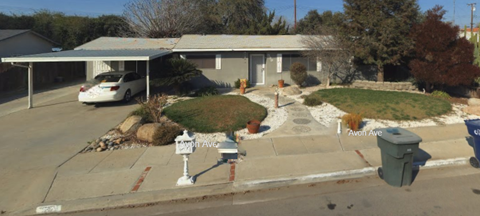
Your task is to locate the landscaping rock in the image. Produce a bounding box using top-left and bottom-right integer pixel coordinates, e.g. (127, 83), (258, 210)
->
(120, 115), (143, 133)
(282, 86), (302, 96)
(99, 141), (106, 150)
(96, 147), (103, 152)
(464, 106), (480, 116)
(114, 138), (122, 145)
(136, 123), (162, 143)
(468, 98), (480, 106)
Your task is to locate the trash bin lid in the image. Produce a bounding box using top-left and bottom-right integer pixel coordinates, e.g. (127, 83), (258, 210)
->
(465, 119), (480, 127)
(374, 128), (422, 145)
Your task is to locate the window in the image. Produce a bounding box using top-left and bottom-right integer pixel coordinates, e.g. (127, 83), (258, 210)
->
(281, 54), (316, 72)
(186, 55), (216, 69)
(94, 74), (122, 83)
(123, 73), (135, 82)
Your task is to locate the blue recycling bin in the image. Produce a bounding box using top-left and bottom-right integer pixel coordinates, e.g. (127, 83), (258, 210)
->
(464, 119), (480, 168)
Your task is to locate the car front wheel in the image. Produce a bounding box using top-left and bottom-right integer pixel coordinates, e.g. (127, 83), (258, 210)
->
(124, 90), (132, 103)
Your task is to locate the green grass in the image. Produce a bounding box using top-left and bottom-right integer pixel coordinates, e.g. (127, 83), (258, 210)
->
(164, 95), (267, 133)
(307, 88), (452, 121)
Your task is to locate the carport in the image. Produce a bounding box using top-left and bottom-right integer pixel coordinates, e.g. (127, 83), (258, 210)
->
(1, 49), (171, 108)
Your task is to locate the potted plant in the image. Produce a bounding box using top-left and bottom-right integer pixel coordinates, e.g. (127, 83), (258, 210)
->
(278, 72), (284, 88)
(246, 119), (261, 134)
(341, 113), (363, 131)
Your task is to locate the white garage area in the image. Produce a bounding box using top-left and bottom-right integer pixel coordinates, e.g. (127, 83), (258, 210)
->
(1, 49), (171, 108)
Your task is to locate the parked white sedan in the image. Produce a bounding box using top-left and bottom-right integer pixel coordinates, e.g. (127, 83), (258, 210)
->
(78, 71), (146, 103)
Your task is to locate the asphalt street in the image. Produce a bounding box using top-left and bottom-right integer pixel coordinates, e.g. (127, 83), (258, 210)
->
(54, 165), (480, 216)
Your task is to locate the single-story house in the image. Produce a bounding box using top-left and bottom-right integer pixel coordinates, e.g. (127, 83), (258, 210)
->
(1, 34), (333, 108)
(0, 29), (58, 60)
(173, 34), (323, 87)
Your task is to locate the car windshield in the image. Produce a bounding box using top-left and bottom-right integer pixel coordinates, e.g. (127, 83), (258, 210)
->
(94, 74), (123, 83)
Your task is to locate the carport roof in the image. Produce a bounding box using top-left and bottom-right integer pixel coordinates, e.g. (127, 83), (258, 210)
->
(1, 49), (171, 63)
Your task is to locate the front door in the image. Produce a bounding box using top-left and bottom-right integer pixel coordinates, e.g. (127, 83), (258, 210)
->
(250, 54), (265, 85)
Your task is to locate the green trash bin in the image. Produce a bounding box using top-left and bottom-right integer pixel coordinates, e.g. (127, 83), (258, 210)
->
(375, 128), (422, 187)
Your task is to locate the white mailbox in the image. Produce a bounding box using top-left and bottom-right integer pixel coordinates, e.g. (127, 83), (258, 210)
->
(175, 130), (196, 155)
(174, 130), (196, 186)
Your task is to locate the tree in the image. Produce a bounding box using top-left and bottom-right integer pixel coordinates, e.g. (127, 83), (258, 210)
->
(123, 0), (202, 38)
(409, 6), (480, 92)
(152, 58), (202, 93)
(216, 0), (265, 34)
(246, 11), (289, 35)
(294, 10), (344, 34)
(302, 26), (353, 87)
(340, 0), (420, 82)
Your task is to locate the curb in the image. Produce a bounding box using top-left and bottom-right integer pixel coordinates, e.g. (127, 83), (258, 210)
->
(21, 157), (471, 215)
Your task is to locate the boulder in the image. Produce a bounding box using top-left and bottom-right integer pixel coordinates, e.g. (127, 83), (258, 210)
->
(282, 86), (302, 96)
(464, 106), (480, 116)
(120, 115), (143, 133)
(136, 123), (162, 143)
(468, 98), (480, 106)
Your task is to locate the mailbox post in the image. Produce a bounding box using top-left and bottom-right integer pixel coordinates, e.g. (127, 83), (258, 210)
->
(175, 130), (196, 186)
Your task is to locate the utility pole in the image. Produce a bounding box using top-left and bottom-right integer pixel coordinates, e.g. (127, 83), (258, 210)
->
(294, 0), (297, 30)
(453, 0), (456, 25)
(468, 3), (476, 37)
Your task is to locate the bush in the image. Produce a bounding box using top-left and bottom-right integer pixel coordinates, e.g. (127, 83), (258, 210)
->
(342, 113), (363, 131)
(431, 90), (451, 99)
(234, 79), (251, 88)
(195, 86), (219, 97)
(177, 82), (194, 96)
(135, 94), (168, 123)
(130, 106), (153, 123)
(152, 125), (182, 146)
(290, 62), (307, 86)
(303, 94), (323, 106)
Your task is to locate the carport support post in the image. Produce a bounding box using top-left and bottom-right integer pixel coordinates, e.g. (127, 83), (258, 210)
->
(28, 62), (33, 109)
(146, 61), (150, 100)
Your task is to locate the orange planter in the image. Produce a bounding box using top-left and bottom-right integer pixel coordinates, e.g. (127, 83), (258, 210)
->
(278, 79), (284, 88)
(240, 87), (246, 94)
(247, 120), (261, 134)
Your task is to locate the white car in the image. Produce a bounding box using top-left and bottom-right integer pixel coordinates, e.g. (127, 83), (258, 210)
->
(78, 71), (146, 103)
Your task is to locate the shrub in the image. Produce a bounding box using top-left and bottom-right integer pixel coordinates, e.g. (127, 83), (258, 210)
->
(195, 86), (219, 97)
(152, 125), (182, 146)
(431, 90), (451, 99)
(290, 62), (307, 86)
(130, 106), (153, 122)
(177, 82), (194, 96)
(342, 113), (363, 131)
(303, 94), (323, 106)
(234, 79), (251, 88)
(135, 94), (168, 123)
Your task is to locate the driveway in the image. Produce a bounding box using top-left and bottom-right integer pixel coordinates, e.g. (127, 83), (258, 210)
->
(0, 90), (138, 214)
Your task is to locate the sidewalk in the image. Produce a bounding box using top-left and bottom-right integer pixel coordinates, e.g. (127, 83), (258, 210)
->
(17, 123), (474, 215)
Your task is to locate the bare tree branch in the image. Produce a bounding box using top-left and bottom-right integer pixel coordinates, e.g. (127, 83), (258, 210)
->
(123, 0), (202, 38)
(302, 26), (353, 87)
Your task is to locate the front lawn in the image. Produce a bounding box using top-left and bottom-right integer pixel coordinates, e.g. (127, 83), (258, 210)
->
(307, 88), (452, 120)
(164, 95), (267, 133)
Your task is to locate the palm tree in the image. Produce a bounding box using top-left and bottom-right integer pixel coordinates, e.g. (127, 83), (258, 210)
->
(153, 58), (202, 94)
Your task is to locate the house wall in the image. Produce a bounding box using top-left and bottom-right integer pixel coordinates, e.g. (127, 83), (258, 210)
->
(182, 51), (323, 88)
(85, 58), (165, 80)
(0, 32), (54, 59)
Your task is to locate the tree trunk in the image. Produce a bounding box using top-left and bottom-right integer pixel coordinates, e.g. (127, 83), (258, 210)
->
(326, 73), (331, 88)
(377, 65), (384, 82)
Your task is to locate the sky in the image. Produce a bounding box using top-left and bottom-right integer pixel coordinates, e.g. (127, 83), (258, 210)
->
(0, 0), (477, 28)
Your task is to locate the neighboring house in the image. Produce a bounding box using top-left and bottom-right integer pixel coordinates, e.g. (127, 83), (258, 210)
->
(173, 34), (323, 87)
(75, 37), (179, 80)
(459, 27), (479, 41)
(0, 29), (57, 61)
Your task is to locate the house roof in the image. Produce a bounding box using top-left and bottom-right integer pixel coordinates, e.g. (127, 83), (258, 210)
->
(173, 34), (311, 51)
(0, 29), (58, 45)
(1, 49), (171, 63)
(462, 28), (479, 32)
(75, 37), (179, 50)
